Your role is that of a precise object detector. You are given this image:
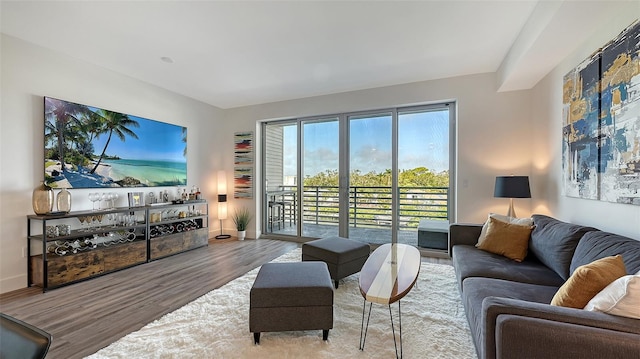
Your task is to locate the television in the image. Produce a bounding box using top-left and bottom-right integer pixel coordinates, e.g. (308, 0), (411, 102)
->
(44, 97), (187, 188)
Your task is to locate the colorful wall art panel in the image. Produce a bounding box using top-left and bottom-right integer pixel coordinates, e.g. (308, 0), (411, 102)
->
(233, 131), (254, 198)
(562, 20), (640, 205)
(234, 131), (253, 165)
(562, 51), (601, 200)
(234, 167), (253, 199)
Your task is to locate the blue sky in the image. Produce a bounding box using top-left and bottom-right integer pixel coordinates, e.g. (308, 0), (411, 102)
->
(91, 113), (186, 162)
(283, 110), (449, 176)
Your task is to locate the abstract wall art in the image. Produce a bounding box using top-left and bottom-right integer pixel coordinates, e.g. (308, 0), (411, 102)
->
(234, 131), (254, 198)
(234, 167), (253, 199)
(562, 19), (640, 205)
(234, 131), (253, 165)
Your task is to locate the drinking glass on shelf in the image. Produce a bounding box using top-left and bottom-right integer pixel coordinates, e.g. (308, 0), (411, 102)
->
(88, 215), (97, 230)
(108, 213), (117, 227)
(89, 193), (99, 211)
(123, 215), (133, 227)
(78, 216), (87, 232)
(100, 193), (109, 210)
(104, 193), (111, 210)
(111, 193), (119, 209)
(95, 214), (104, 228)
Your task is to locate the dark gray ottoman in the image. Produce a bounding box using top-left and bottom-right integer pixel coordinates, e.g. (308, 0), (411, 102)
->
(249, 262), (334, 344)
(302, 236), (370, 288)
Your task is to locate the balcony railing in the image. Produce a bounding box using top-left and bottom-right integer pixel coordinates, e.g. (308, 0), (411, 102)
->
(278, 185), (448, 230)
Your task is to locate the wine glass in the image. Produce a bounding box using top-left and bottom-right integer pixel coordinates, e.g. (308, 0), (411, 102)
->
(78, 216), (87, 232)
(100, 193), (109, 210)
(107, 213), (116, 227)
(105, 193), (114, 209)
(88, 215), (98, 230)
(89, 193), (99, 211)
(95, 214), (104, 228)
(111, 193), (119, 209)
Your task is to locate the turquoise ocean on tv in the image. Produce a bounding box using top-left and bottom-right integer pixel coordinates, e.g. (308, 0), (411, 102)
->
(102, 159), (187, 186)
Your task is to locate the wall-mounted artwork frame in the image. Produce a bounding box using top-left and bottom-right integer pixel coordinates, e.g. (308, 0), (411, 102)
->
(234, 167), (253, 199)
(234, 131), (253, 165)
(234, 131), (254, 198)
(562, 20), (640, 205)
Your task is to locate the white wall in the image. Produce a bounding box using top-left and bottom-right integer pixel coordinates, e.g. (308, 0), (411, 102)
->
(223, 73), (534, 234)
(0, 35), (224, 293)
(531, 6), (640, 240)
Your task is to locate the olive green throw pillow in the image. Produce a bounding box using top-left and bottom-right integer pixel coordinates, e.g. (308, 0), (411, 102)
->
(476, 216), (533, 262)
(551, 255), (627, 309)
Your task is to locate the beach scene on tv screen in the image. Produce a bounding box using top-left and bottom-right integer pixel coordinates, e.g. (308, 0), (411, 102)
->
(44, 97), (187, 189)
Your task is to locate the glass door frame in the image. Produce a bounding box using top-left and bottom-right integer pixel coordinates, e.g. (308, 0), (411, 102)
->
(260, 102), (456, 243)
(342, 109), (397, 242)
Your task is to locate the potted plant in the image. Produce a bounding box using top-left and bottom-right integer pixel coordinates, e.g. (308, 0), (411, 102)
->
(232, 207), (252, 240)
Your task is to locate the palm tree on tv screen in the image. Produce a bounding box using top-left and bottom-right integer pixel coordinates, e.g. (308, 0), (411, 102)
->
(182, 126), (187, 157)
(45, 98), (93, 174)
(89, 109), (140, 174)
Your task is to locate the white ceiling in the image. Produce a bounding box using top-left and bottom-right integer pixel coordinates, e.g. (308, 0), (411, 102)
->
(0, 1), (631, 109)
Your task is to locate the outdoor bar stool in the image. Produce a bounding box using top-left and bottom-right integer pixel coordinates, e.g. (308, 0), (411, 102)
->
(268, 201), (284, 231)
(282, 200), (295, 226)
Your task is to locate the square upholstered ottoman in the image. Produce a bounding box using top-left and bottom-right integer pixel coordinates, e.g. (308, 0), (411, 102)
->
(249, 262), (334, 344)
(302, 236), (370, 288)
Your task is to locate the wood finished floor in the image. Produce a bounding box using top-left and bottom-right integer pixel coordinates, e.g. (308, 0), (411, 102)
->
(0, 238), (451, 359)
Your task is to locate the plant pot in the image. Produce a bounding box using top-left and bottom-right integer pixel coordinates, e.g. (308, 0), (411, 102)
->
(237, 230), (246, 241)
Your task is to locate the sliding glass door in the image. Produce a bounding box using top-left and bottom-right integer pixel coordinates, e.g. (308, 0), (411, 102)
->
(347, 112), (393, 244)
(262, 103), (454, 247)
(263, 121), (298, 235)
(301, 117), (340, 238)
(397, 106), (451, 247)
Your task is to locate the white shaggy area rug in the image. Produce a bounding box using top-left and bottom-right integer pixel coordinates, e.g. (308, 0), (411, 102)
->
(86, 248), (476, 358)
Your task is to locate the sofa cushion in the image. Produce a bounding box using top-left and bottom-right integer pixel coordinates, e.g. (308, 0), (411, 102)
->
(529, 215), (597, 280)
(452, 245), (565, 291)
(477, 213), (533, 246)
(584, 274), (640, 319)
(570, 231), (640, 275)
(551, 255), (627, 309)
(461, 277), (560, 358)
(476, 216), (533, 262)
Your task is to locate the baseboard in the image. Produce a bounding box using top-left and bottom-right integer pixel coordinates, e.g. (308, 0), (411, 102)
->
(418, 248), (450, 259)
(0, 274), (27, 294)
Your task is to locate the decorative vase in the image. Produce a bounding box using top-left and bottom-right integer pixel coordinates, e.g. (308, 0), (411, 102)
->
(56, 188), (72, 213)
(237, 230), (246, 241)
(32, 182), (54, 215)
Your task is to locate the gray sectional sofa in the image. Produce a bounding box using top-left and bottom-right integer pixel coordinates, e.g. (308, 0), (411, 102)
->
(450, 214), (640, 359)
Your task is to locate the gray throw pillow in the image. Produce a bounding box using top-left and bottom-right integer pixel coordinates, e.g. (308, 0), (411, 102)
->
(529, 215), (597, 280)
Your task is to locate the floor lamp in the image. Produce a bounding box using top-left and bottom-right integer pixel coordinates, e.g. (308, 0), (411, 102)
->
(215, 171), (231, 239)
(494, 176), (531, 218)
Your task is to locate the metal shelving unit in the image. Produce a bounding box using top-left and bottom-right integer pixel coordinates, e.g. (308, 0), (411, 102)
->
(27, 200), (208, 291)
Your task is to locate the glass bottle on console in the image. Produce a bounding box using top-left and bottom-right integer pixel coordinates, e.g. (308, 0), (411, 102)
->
(32, 182), (54, 215)
(56, 188), (72, 213)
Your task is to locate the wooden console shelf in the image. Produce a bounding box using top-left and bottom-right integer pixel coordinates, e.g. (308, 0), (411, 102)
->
(27, 200), (208, 291)
(150, 227), (208, 259)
